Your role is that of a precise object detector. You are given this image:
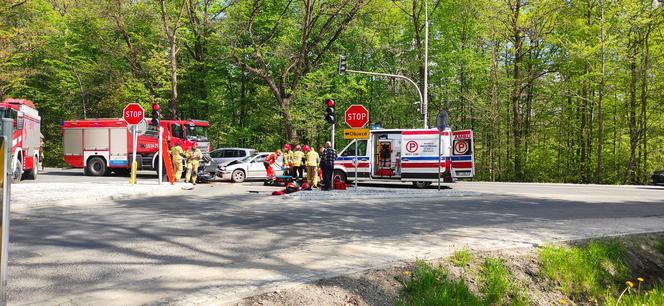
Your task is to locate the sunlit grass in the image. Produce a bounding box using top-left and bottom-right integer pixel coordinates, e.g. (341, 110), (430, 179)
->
(539, 240), (628, 301)
(450, 248), (472, 267)
(396, 260), (483, 306)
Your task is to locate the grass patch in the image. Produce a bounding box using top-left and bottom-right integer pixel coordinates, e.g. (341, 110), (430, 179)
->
(480, 258), (529, 306)
(656, 236), (664, 255)
(539, 240), (629, 302)
(396, 260), (483, 306)
(450, 248), (472, 267)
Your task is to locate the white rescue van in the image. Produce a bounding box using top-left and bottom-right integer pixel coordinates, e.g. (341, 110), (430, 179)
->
(334, 128), (475, 188)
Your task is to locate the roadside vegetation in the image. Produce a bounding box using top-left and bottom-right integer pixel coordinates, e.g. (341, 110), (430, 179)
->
(396, 237), (664, 306)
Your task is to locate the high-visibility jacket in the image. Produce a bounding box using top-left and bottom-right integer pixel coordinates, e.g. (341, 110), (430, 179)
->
(305, 151), (319, 167)
(292, 150), (304, 167)
(283, 150), (293, 166)
(186, 148), (202, 166)
(171, 145), (184, 162)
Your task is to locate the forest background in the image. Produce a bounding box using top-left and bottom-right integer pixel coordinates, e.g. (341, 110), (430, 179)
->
(1, 0), (663, 184)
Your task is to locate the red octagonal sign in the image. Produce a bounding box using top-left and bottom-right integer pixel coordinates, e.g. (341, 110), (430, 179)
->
(123, 103), (145, 125)
(345, 104), (369, 128)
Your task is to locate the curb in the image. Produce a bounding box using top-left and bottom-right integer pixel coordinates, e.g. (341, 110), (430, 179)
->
(11, 186), (185, 212)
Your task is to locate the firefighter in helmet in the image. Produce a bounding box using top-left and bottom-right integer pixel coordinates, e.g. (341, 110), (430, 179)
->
(304, 145), (319, 188)
(283, 144), (293, 176)
(185, 143), (203, 185)
(170, 141), (185, 182)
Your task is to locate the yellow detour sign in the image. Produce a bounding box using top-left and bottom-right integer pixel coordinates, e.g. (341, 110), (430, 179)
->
(344, 129), (369, 140)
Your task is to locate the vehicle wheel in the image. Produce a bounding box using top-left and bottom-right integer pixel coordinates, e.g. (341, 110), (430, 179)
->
(412, 181), (431, 189)
(12, 159), (23, 183)
(86, 157), (107, 176)
(231, 169), (246, 183)
(24, 157), (38, 180)
(333, 170), (347, 183)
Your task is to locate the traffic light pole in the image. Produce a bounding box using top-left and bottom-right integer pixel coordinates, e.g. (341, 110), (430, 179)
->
(331, 123), (335, 150)
(343, 69), (425, 129)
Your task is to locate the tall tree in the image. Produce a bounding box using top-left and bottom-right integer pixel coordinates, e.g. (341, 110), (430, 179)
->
(230, 0), (369, 141)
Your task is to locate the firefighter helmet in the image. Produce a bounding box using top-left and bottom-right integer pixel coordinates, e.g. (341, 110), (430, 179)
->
(284, 144), (291, 150)
(303, 145), (310, 152)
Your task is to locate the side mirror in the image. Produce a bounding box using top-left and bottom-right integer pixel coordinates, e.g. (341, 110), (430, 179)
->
(16, 112), (24, 130)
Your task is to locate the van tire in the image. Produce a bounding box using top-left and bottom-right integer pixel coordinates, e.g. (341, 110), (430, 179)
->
(412, 181), (431, 189)
(86, 157), (107, 176)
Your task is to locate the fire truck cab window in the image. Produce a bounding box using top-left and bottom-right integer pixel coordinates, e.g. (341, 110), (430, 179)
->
(171, 124), (184, 139)
(144, 125), (158, 138)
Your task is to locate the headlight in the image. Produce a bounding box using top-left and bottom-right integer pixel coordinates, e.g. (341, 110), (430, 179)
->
(218, 166), (226, 171)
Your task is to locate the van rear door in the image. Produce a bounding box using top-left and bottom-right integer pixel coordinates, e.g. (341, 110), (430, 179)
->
(451, 130), (474, 178)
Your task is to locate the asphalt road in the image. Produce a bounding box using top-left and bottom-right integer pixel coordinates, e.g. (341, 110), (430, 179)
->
(8, 179), (664, 305)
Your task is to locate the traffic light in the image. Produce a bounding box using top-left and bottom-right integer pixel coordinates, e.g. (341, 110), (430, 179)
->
(338, 55), (346, 74)
(325, 99), (336, 124)
(151, 103), (160, 126)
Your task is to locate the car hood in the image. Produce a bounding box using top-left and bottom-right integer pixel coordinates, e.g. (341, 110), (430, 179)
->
(652, 170), (664, 176)
(222, 160), (241, 167)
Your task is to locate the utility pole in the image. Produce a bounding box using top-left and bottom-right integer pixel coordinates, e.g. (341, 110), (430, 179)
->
(423, 0), (429, 129)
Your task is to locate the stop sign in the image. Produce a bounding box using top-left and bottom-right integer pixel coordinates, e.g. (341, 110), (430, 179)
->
(123, 103), (145, 125)
(345, 104), (369, 128)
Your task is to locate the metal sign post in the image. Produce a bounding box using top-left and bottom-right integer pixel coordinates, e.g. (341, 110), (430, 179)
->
(354, 141), (358, 191)
(130, 127), (138, 184)
(438, 132), (442, 191)
(158, 126), (163, 184)
(0, 118), (13, 304)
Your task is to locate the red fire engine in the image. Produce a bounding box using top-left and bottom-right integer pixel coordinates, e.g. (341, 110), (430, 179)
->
(62, 119), (209, 176)
(0, 99), (42, 182)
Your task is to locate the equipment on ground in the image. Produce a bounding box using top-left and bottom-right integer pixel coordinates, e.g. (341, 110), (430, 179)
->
(0, 99), (42, 183)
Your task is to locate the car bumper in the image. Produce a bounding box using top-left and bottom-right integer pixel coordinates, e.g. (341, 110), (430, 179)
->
(651, 175), (664, 185)
(218, 171), (232, 181)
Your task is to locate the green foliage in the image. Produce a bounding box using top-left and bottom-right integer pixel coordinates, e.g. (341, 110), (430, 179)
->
(0, 0), (662, 183)
(396, 260), (483, 306)
(450, 248), (472, 267)
(539, 240), (629, 301)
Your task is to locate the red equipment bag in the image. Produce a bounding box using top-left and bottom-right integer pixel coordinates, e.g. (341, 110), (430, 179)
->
(333, 180), (347, 190)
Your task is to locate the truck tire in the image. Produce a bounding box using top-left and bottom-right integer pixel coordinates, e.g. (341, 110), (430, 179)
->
(24, 158), (38, 180)
(412, 181), (431, 189)
(231, 169), (246, 183)
(333, 170), (347, 183)
(12, 159), (23, 183)
(86, 157), (107, 176)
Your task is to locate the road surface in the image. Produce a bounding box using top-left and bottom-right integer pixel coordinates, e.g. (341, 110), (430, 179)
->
(8, 179), (664, 305)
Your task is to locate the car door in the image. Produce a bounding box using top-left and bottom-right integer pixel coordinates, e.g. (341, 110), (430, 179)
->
(247, 154), (267, 178)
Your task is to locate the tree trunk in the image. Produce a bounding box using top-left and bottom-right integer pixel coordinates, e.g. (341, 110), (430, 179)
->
(168, 40), (178, 119)
(596, 0), (605, 183)
(626, 36), (638, 184)
(510, 1), (523, 181)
